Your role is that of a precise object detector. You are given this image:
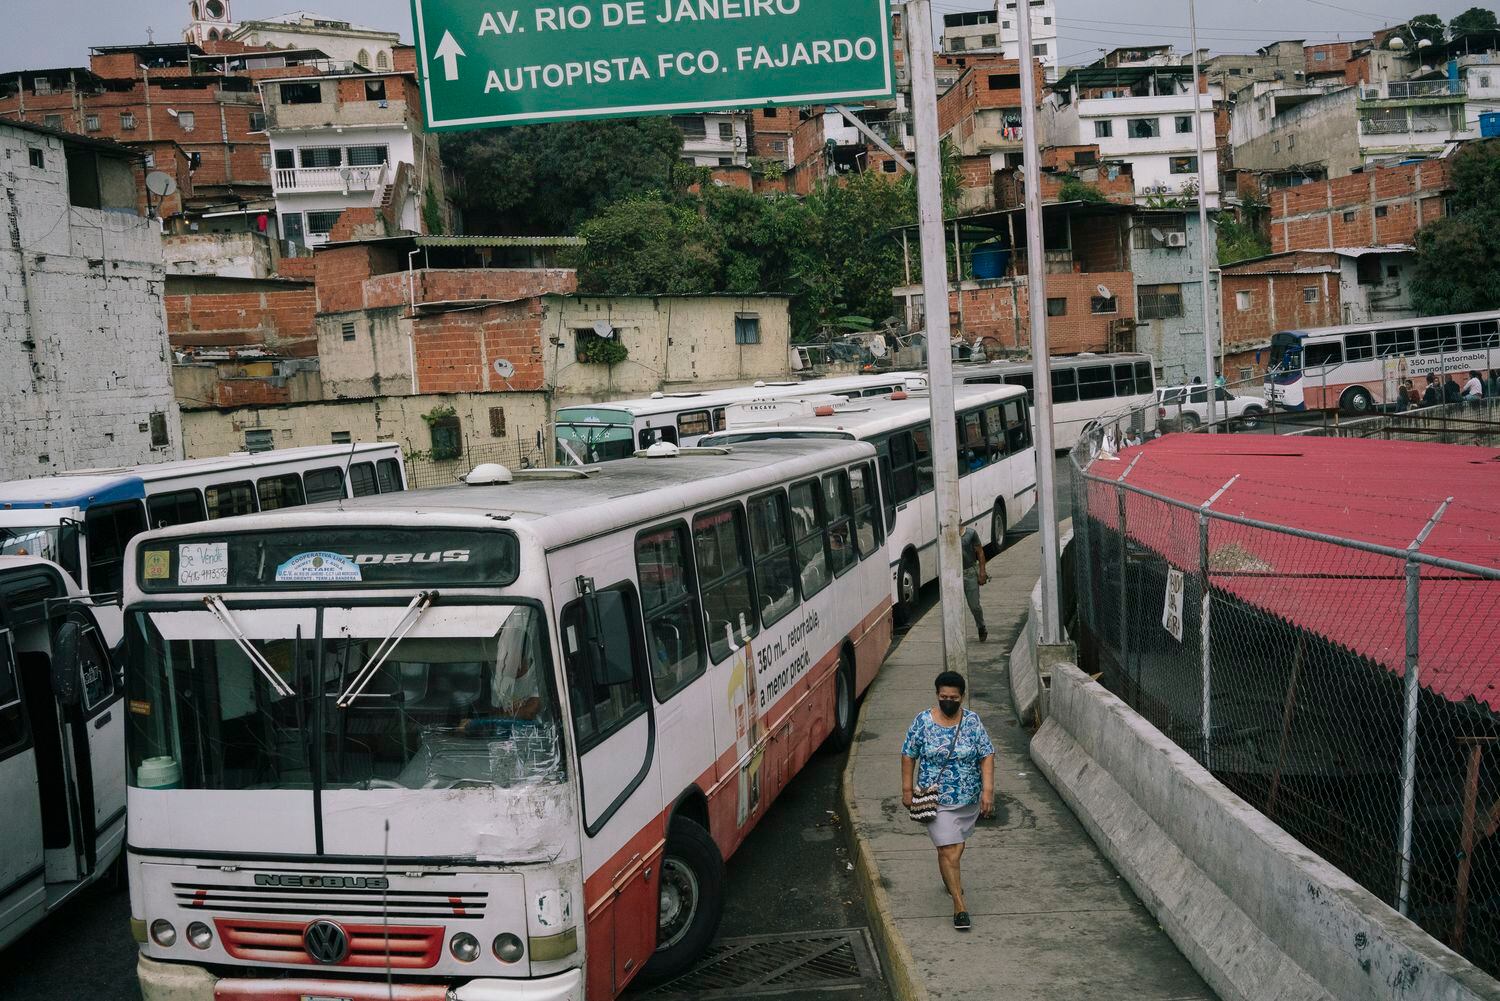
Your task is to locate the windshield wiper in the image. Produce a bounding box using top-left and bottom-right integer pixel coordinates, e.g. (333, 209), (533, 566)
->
(558, 437), (586, 467)
(335, 590), (438, 709)
(202, 595), (297, 697)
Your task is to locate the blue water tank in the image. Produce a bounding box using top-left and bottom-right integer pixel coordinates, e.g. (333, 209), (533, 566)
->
(971, 244), (1012, 280)
(1482, 112), (1500, 138)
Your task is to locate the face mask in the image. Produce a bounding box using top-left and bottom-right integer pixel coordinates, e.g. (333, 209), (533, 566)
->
(938, 699), (962, 718)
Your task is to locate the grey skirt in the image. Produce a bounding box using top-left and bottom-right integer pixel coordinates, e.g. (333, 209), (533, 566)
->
(927, 802), (981, 847)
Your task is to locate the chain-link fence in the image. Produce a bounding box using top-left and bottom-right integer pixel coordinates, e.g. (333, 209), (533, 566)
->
(1069, 414), (1500, 977)
(403, 432), (550, 491)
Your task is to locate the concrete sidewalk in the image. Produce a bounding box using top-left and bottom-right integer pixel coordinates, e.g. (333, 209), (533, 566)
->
(842, 530), (1217, 1001)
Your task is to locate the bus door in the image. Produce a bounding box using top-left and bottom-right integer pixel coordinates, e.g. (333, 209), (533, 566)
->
(558, 576), (661, 996)
(0, 622), (45, 942)
(52, 606), (124, 868)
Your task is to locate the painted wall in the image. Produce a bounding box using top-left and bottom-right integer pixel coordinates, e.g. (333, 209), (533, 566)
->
(1130, 211), (1218, 385)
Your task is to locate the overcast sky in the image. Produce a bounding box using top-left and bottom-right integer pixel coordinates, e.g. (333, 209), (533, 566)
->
(0, 0), (1486, 72)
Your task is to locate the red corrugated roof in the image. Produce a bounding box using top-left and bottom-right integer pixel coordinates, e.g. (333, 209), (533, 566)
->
(1088, 435), (1500, 711)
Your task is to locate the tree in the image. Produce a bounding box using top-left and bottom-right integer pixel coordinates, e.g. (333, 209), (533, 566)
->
(442, 119), (685, 234)
(1216, 217), (1270, 265)
(570, 196), (724, 295)
(1450, 6), (1498, 35)
(1411, 141), (1500, 313)
(1406, 13), (1446, 48)
(1058, 178), (1107, 203)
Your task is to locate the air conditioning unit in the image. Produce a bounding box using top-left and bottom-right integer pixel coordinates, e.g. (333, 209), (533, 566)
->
(1165, 231), (1188, 247)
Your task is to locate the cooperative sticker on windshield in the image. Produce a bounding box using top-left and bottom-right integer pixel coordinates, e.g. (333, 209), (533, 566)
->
(143, 550), (170, 580)
(178, 542), (228, 587)
(275, 552), (362, 583)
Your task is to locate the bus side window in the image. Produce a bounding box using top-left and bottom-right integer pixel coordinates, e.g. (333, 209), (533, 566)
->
(1417, 324), (1456, 355)
(349, 462), (378, 497)
(848, 463), (883, 559)
(1304, 342), (1343, 367)
(712, 407), (727, 432)
(982, 405), (1007, 462)
(639, 426), (676, 449)
(304, 467), (348, 503)
(257, 473), (305, 512)
(789, 480), (831, 598)
(888, 432), (918, 503)
(821, 472), (857, 577)
(75, 619), (114, 715)
(692, 505), (760, 663)
(910, 424), (935, 495)
(84, 500), (148, 596)
(1078, 366), (1114, 400)
(1005, 371), (1035, 403)
(1344, 333), (1374, 360)
(147, 489), (206, 529)
(748, 490), (799, 627)
(677, 410), (712, 439)
(876, 453), (897, 533)
(957, 412), (986, 474)
(0, 632), (25, 761)
(1134, 361), (1154, 392)
(635, 523), (706, 701)
(560, 586), (647, 751)
(205, 482), (256, 520)
(1004, 399), (1032, 453)
(1114, 364), (1136, 397)
(376, 458), (404, 493)
(1052, 369), (1078, 404)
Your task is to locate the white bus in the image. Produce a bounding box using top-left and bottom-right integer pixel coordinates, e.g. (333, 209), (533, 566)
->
(1264, 311), (1500, 414)
(0, 557), (125, 951)
(0, 444), (406, 645)
(554, 372), (927, 464)
(701, 384), (1037, 621)
(122, 439), (893, 1001)
(952, 352), (1158, 450)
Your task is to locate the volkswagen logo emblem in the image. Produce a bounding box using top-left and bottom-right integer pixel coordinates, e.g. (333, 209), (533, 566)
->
(303, 920), (350, 965)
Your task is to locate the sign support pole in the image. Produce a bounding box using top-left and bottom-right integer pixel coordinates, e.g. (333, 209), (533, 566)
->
(906, 0), (969, 680)
(1187, 0), (1221, 430)
(1012, 0), (1062, 644)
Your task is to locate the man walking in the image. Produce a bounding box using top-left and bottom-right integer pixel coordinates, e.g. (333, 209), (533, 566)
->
(962, 525), (988, 642)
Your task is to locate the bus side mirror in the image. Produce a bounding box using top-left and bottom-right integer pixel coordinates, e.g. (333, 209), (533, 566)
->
(50, 620), (82, 707)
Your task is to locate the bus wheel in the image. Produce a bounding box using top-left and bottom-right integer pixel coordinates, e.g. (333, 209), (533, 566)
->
(988, 503), (1007, 557)
(1341, 386), (1373, 415)
(827, 649), (857, 751)
(644, 818), (724, 981)
(896, 552), (920, 625)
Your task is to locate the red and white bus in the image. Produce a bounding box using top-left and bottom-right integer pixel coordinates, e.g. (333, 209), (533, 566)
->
(122, 439), (893, 1001)
(1265, 310), (1500, 414)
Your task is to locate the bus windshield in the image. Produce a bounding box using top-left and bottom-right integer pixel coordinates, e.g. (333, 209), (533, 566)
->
(1268, 333), (1303, 372)
(556, 422), (634, 465)
(127, 603), (564, 793)
(1, 525), (64, 562)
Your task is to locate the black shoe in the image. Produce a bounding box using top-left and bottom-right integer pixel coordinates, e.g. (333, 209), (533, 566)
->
(954, 911), (971, 930)
(977, 628), (988, 642)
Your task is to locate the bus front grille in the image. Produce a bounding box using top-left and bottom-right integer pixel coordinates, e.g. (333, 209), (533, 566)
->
(173, 881), (487, 921)
(214, 917), (445, 969)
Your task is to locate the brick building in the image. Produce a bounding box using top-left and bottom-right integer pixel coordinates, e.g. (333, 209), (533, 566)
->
(1267, 158), (1451, 253)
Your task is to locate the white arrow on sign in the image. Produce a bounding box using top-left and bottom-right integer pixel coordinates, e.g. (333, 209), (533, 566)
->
(433, 30), (466, 82)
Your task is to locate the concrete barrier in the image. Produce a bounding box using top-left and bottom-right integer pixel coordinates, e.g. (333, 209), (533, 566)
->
(1032, 663), (1500, 1001)
(1006, 527), (1071, 727)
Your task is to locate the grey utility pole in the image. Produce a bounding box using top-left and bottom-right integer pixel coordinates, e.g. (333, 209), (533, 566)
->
(905, 0), (970, 679)
(1187, 0), (1222, 428)
(1012, 0), (1062, 643)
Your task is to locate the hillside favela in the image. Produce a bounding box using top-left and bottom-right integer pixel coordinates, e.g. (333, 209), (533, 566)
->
(2, 2), (1500, 1001)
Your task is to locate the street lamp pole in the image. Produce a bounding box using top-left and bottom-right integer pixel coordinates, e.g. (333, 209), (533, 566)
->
(1187, 0), (1221, 429)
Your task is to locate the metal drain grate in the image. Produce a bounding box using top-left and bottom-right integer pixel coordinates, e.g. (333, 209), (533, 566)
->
(642, 928), (883, 998)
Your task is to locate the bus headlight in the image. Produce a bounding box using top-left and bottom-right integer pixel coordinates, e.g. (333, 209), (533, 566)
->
(450, 932), (481, 963)
(186, 922), (213, 950)
(492, 932), (525, 963)
(150, 919), (177, 947)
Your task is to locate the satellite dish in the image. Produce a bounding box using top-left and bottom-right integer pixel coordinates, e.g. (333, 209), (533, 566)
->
(869, 338), (889, 359)
(592, 320), (616, 340)
(1389, 35), (1406, 49)
(1151, 228), (1166, 242)
(493, 358), (515, 379)
(1096, 284), (1113, 299)
(145, 171), (178, 198)
(166, 108), (180, 118)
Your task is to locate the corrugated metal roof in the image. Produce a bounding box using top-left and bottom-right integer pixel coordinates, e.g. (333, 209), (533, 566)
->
(414, 236), (586, 248)
(1092, 435), (1500, 711)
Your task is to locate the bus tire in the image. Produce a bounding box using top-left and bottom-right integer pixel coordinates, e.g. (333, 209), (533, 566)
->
(895, 551), (920, 625)
(1341, 386), (1373, 415)
(644, 817), (724, 982)
(826, 648), (857, 752)
(988, 503), (1007, 557)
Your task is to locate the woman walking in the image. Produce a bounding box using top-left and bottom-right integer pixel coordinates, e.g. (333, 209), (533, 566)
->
(901, 671), (995, 930)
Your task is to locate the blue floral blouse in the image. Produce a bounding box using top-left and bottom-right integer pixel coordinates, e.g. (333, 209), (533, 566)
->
(901, 709), (995, 808)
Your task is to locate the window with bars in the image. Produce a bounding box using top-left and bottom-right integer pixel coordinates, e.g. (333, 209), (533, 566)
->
(305, 211), (342, 235)
(490, 406), (507, 437)
(347, 145), (388, 166)
(1138, 284), (1184, 319)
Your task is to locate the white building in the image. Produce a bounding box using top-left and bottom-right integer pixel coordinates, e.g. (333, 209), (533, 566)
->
(184, 0), (238, 45)
(1043, 59), (1220, 208)
(940, 2), (1060, 80)
(261, 66), (445, 248)
(230, 10), (403, 73)
(671, 112), (750, 167)
(0, 120), (182, 477)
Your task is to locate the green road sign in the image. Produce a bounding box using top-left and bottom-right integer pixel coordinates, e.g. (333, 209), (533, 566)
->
(410, 0), (897, 131)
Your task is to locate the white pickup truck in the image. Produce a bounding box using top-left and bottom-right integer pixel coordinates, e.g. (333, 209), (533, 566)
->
(1157, 385), (1268, 430)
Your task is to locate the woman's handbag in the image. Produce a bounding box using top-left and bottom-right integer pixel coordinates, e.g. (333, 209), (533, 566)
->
(908, 715), (963, 824)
